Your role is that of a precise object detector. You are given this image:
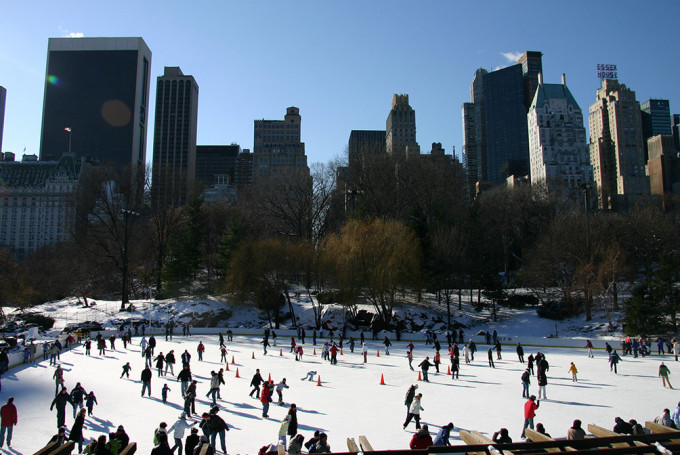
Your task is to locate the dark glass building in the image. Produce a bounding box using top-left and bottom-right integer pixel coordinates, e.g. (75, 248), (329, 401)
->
(348, 130), (386, 164)
(195, 145), (240, 188)
(39, 38), (151, 169)
(483, 64), (530, 184)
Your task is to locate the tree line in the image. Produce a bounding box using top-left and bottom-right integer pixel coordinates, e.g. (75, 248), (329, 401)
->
(1, 152), (679, 334)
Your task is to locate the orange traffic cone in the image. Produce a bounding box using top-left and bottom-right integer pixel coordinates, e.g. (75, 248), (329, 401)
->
(280, 349), (283, 356)
(340, 348), (343, 355)
(268, 373), (272, 382)
(235, 368), (240, 378)
(377, 350), (380, 357)
(313, 348), (317, 355)
(317, 376), (322, 386)
(447, 366), (451, 375)
(231, 355), (235, 364)
(417, 371), (422, 381)
(225, 362), (230, 371)
(252, 352), (255, 359)
(380, 374), (385, 385)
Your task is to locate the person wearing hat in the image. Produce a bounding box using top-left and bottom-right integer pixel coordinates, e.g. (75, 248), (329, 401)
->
(154, 422), (168, 445)
(193, 435), (213, 455)
(185, 427), (200, 455)
(169, 412), (197, 455)
(310, 432), (330, 453)
(404, 384), (418, 419)
(151, 431), (172, 455)
(432, 422), (454, 447)
(0, 397), (17, 448)
(50, 388), (72, 429)
(304, 430), (320, 451)
(409, 424), (433, 449)
(114, 425), (130, 448)
(521, 395), (540, 438)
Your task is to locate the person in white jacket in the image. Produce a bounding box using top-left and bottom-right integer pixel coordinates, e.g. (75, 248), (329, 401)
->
(278, 414), (291, 447)
(168, 412), (196, 455)
(403, 393), (424, 430)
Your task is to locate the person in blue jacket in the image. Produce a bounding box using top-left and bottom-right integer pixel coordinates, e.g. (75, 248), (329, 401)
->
(432, 422), (454, 446)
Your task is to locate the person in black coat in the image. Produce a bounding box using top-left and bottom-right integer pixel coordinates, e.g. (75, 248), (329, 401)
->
(418, 357), (433, 382)
(516, 343), (525, 363)
(249, 369), (263, 398)
(69, 408), (87, 453)
(185, 428), (200, 455)
(151, 432), (173, 455)
(114, 425), (130, 448)
(286, 404), (298, 440)
(141, 366), (152, 397)
(50, 388), (72, 429)
(207, 407), (229, 453)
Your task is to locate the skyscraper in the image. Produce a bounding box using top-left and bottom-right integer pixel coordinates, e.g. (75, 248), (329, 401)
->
(386, 94), (419, 157)
(641, 99), (672, 140)
(589, 79), (649, 208)
(39, 37), (152, 169)
(0, 86), (6, 153)
(348, 130), (386, 164)
(527, 74), (592, 195)
(195, 144), (240, 188)
(461, 52), (541, 190)
(252, 107), (308, 184)
(151, 67), (199, 207)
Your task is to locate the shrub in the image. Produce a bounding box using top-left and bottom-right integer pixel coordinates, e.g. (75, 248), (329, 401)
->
(536, 297), (583, 320)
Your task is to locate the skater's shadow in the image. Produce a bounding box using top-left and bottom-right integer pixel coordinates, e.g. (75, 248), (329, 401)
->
(297, 408), (326, 416)
(546, 399), (611, 407)
(464, 379), (502, 385)
(6, 447), (23, 455)
(87, 415), (114, 433)
(224, 408), (261, 421)
(226, 401), (258, 410)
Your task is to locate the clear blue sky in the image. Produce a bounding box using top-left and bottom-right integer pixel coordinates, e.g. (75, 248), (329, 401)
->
(1, 1), (679, 166)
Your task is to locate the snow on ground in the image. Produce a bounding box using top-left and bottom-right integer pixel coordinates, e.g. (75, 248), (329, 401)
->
(3, 332), (679, 455)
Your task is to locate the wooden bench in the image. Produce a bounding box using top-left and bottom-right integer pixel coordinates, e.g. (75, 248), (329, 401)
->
(524, 428), (576, 452)
(588, 424), (651, 452)
(119, 442), (137, 455)
(358, 435), (373, 452)
(645, 421), (680, 444)
(32, 440), (74, 455)
(346, 437), (360, 452)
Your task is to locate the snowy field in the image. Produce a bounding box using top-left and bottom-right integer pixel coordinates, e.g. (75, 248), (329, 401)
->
(3, 333), (678, 455)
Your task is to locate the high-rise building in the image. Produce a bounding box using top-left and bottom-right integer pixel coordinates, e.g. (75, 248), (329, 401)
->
(0, 153), (80, 258)
(527, 74), (592, 196)
(39, 37), (152, 169)
(517, 51), (543, 111)
(195, 145), (240, 188)
(234, 149), (253, 188)
(252, 107), (308, 184)
(151, 67), (199, 207)
(640, 99), (672, 160)
(673, 114), (680, 151)
(0, 86), (6, 153)
(589, 79), (649, 209)
(461, 52), (541, 190)
(386, 94), (419, 157)
(348, 130), (386, 164)
(647, 135), (677, 195)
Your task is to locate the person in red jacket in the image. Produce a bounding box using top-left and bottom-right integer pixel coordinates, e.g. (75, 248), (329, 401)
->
(409, 425), (433, 449)
(0, 397), (17, 448)
(521, 395), (540, 438)
(260, 381), (273, 418)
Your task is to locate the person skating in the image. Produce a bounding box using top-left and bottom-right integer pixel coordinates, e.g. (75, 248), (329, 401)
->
(403, 393), (424, 430)
(609, 350), (621, 374)
(521, 368), (531, 398)
(418, 357), (432, 382)
(260, 380), (273, 418)
(155, 352), (166, 377)
(141, 365), (153, 397)
(219, 346), (227, 364)
(469, 339), (476, 361)
(527, 353), (535, 375)
(0, 397), (17, 448)
(207, 371), (220, 406)
(50, 388), (72, 429)
(151, 431), (173, 455)
(521, 395), (540, 438)
(278, 414), (291, 447)
(185, 381), (197, 416)
(165, 350), (176, 376)
(494, 340), (502, 360)
(261, 337), (270, 356)
(178, 365), (192, 397)
(585, 340), (594, 358)
(362, 342), (368, 363)
(487, 348), (495, 368)
(162, 384), (171, 404)
(250, 369), (264, 398)
(409, 424), (432, 449)
(516, 343), (524, 363)
(383, 336), (392, 355)
(660, 362), (673, 388)
(53, 365), (65, 395)
(433, 351), (440, 373)
(85, 391), (98, 416)
(121, 362), (132, 379)
(275, 378), (289, 404)
(185, 427), (200, 455)
(197, 342), (205, 361)
(69, 408), (87, 453)
(286, 404), (298, 444)
(208, 407), (229, 454)
(406, 350), (414, 371)
(432, 422), (454, 447)
(568, 362), (578, 382)
(70, 382), (87, 418)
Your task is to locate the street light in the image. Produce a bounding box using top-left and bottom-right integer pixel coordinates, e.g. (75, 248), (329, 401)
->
(120, 208), (139, 311)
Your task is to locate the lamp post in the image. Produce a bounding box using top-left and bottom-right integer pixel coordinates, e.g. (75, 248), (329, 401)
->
(120, 208), (139, 311)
